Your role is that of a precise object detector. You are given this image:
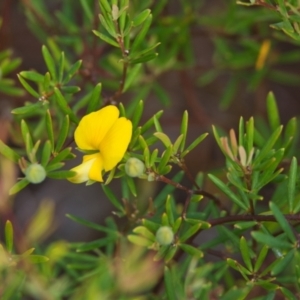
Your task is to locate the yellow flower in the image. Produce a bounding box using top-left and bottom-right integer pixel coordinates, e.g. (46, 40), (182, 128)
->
(68, 105), (132, 183)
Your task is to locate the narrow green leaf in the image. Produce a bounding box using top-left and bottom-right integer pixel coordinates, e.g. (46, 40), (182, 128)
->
(102, 184), (125, 213)
(92, 30), (119, 48)
(41, 140), (52, 167)
(158, 146), (172, 174)
(254, 244), (269, 272)
(267, 91), (280, 131)
(271, 249), (294, 276)
(131, 14), (152, 51)
(0, 140), (20, 163)
(27, 255), (49, 264)
(246, 117), (254, 155)
(141, 110), (163, 134)
(53, 88), (79, 124)
(240, 236), (252, 271)
(5, 220), (13, 253)
(87, 83), (102, 113)
(270, 202), (296, 243)
(9, 179), (30, 195)
(98, 14), (116, 37)
(43, 72), (51, 91)
(17, 75), (40, 98)
(46, 110), (54, 149)
(179, 243), (203, 258)
(11, 102), (42, 115)
(288, 157), (297, 213)
(251, 231), (292, 250)
(98, 0), (111, 13)
(165, 195), (174, 226)
(238, 116), (245, 147)
(130, 52), (158, 64)
(42, 45), (57, 81)
(180, 111), (188, 152)
(48, 147), (73, 165)
(133, 226), (155, 241)
(55, 115), (70, 153)
(58, 52), (65, 83)
(80, 0), (93, 21)
(131, 100), (144, 129)
(47, 170), (76, 179)
(21, 119), (33, 151)
(132, 9), (151, 27)
(182, 133), (208, 157)
(60, 86), (81, 94)
(179, 223), (201, 242)
(208, 173), (248, 210)
(142, 219), (161, 232)
(123, 64), (142, 92)
(62, 60), (82, 84)
(127, 235), (153, 247)
(76, 237), (116, 252)
(125, 175), (137, 197)
(154, 132), (172, 148)
(164, 266), (177, 300)
(252, 125), (283, 167)
(19, 71), (44, 83)
(66, 213), (116, 234)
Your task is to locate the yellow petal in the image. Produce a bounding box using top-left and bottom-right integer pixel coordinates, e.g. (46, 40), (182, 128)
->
(88, 154), (104, 182)
(74, 106), (119, 150)
(100, 117), (132, 171)
(68, 157), (96, 184)
(68, 153), (104, 183)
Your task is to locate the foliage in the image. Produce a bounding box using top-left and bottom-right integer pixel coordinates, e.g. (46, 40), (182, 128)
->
(1, 0), (300, 299)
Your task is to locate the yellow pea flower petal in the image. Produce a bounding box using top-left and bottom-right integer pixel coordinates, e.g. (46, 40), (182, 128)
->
(88, 154), (104, 182)
(74, 106), (119, 150)
(68, 156), (96, 183)
(100, 117), (132, 171)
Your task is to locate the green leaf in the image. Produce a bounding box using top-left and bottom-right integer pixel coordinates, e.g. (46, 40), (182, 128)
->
(131, 14), (153, 51)
(283, 117), (297, 149)
(142, 219), (161, 232)
(267, 91), (280, 131)
(271, 249), (294, 276)
(0, 140), (20, 163)
(130, 52), (158, 64)
(158, 146), (172, 174)
(141, 110), (163, 134)
(9, 179), (30, 195)
(252, 125), (283, 167)
(5, 220), (13, 253)
(254, 244), (269, 272)
(133, 226), (155, 241)
(66, 213), (116, 234)
(132, 9), (151, 27)
(165, 195), (174, 226)
(240, 236), (252, 271)
(17, 75), (40, 98)
(179, 243), (203, 258)
(179, 223), (201, 242)
(19, 71), (44, 83)
(87, 83), (102, 113)
(92, 30), (119, 48)
(127, 234), (153, 247)
(48, 147), (73, 165)
(182, 133), (208, 157)
(45, 110), (54, 149)
(287, 157), (297, 213)
(80, 0), (93, 21)
(123, 64), (142, 92)
(76, 237), (116, 252)
(27, 255), (49, 264)
(180, 111), (188, 152)
(251, 231), (292, 250)
(102, 184), (125, 213)
(58, 52), (65, 83)
(53, 88), (79, 124)
(62, 60), (82, 84)
(131, 100), (143, 129)
(21, 119), (33, 151)
(11, 102), (42, 115)
(280, 287), (297, 300)
(208, 174), (248, 211)
(47, 170), (76, 179)
(41, 140), (52, 167)
(55, 115), (70, 153)
(270, 202), (296, 243)
(164, 266), (177, 300)
(60, 86), (81, 94)
(246, 117), (254, 155)
(154, 132), (172, 148)
(42, 45), (57, 81)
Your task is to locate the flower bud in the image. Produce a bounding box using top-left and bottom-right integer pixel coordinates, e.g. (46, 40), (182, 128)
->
(25, 163), (46, 184)
(125, 157), (145, 177)
(156, 226), (174, 246)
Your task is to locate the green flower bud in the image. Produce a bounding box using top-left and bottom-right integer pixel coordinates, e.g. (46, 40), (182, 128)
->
(25, 163), (46, 184)
(156, 226), (174, 246)
(125, 157), (145, 177)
